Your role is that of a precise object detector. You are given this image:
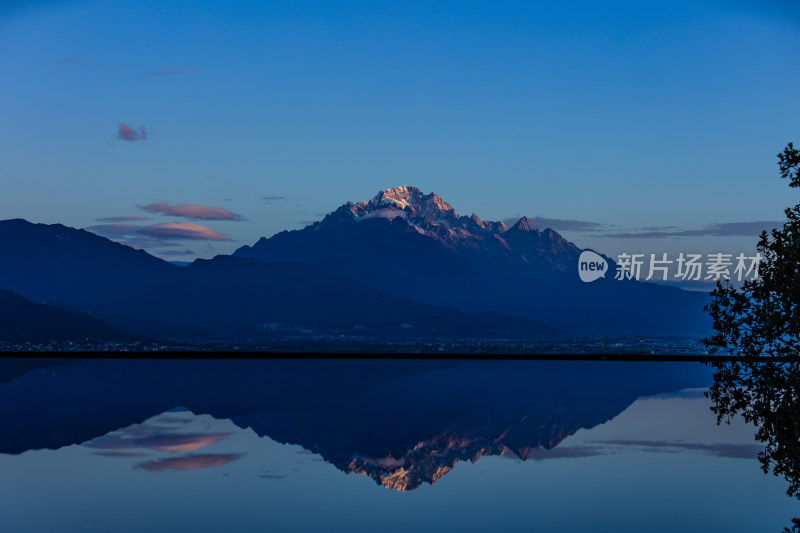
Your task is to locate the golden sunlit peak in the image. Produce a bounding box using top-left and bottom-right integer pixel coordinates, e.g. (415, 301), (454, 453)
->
(366, 185), (456, 218)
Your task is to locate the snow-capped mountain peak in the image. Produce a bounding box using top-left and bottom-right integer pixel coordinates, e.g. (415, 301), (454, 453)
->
(319, 185), (517, 239)
(360, 185), (455, 221)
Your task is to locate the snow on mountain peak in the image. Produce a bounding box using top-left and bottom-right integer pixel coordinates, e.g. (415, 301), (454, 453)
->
(313, 185), (510, 238)
(365, 185), (455, 218)
(317, 185), (521, 240)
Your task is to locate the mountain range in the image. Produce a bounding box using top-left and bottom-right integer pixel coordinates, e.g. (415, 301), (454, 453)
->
(0, 185), (710, 344)
(0, 218), (558, 341)
(235, 185), (711, 336)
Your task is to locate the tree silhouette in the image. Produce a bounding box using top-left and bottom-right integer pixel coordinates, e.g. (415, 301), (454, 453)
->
(704, 143), (800, 532)
(705, 143), (800, 357)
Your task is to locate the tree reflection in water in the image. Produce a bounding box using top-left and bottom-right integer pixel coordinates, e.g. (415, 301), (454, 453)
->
(704, 144), (800, 531)
(706, 358), (800, 532)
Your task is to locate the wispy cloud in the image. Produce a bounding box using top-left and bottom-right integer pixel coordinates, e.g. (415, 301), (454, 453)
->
(84, 412), (244, 473)
(155, 249), (195, 257)
(597, 221), (782, 239)
(589, 439), (762, 459)
(138, 222), (233, 241)
(501, 217), (782, 239)
(84, 433), (138, 450)
(94, 216), (152, 223)
(143, 66), (196, 77)
(521, 445), (610, 461)
(263, 195), (290, 206)
(139, 202), (246, 221)
(132, 433), (231, 453)
(259, 466), (292, 478)
(92, 451), (149, 458)
(515, 437), (762, 462)
(86, 223), (143, 239)
(135, 453), (244, 472)
(503, 216), (612, 232)
(86, 222), (233, 244)
(117, 123), (148, 142)
(54, 57), (93, 65)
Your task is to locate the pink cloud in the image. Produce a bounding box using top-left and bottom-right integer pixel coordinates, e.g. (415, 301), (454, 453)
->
(133, 433), (231, 453)
(86, 222), (231, 250)
(135, 453), (244, 472)
(137, 222), (233, 241)
(118, 123), (148, 142)
(139, 202), (246, 221)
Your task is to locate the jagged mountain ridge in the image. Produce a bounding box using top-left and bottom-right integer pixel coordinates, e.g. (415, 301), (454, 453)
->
(254, 185), (582, 275)
(235, 186), (711, 336)
(0, 218), (560, 340)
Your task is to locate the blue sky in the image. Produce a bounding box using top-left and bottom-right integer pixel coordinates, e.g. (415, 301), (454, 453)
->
(1, 0), (799, 264)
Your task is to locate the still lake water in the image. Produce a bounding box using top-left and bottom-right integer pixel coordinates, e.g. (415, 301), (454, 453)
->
(0, 358), (796, 532)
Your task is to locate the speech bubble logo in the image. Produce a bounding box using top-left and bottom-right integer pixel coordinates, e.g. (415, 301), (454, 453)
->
(578, 250), (608, 283)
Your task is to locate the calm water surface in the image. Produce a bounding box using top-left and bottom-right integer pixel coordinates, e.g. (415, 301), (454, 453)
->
(0, 359), (796, 532)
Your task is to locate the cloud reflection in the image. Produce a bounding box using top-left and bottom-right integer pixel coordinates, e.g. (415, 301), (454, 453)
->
(590, 439), (763, 459)
(133, 433), (231, 453)
(135, 453), (244, 472)
(92, 451), (149, 458)
(83, 412), (243, 473)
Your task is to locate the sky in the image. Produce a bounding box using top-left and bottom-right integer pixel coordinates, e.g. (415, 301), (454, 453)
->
(1, 0), (799, 266)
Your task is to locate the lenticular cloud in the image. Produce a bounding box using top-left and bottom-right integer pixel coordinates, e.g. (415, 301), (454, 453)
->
(137, 222), (233, 241)
(139, 202), (245, 221)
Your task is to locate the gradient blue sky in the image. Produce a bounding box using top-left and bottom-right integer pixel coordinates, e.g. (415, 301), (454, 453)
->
(2, 0), (799, 263)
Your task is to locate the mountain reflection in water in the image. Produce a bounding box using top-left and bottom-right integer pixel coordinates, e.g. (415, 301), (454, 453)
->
(0, 359), (798, 533)
(0, 359), (712, 490)
(2, 358), (798, 533)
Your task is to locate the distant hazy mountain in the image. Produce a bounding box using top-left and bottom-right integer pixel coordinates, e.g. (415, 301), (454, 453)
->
(0, 289), (137, 343)
(0, 219), (559, 340)
(235, 186), (711, 336)
(0, 219), (189, 338)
